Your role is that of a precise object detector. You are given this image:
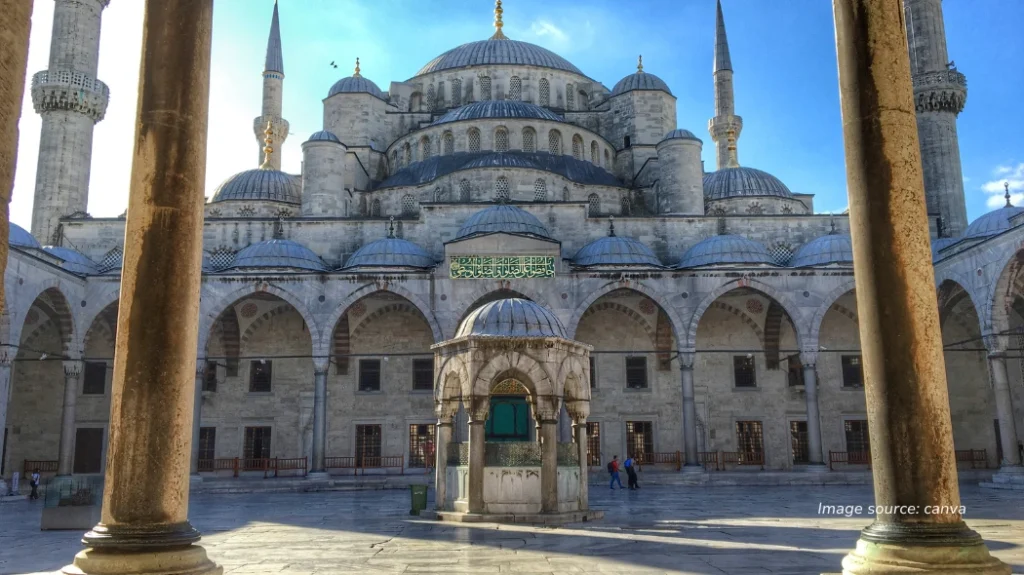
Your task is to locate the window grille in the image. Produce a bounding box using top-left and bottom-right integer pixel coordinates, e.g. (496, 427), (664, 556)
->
(479, 76), (491, 100)
(408, 424), (435, 468)
(522, 128), (536, 152)
(508, 76), (522, 101)
(436, 81), (445, 108)
(208, 248), (235, 270)
(566, 84), (575, 110)
(533, 179), (547, 201)
(841, 355), (863, 387)
(199, 427), (216, 461)
(249, 360), (272, 392)
(790, 421), (809, 463)
(495, 176), (510, 201)
(203, 359), (217, 392)
(736, 421), (764, 461)
(468, 128), (481, 152)
(572, 135), (583, 160)
(625, 421), (653, 461)
(443, 132), (454, 155)
(451, 79), (462, 106)
(459, 179), (471, 202)
(548, 130), (562, 155)
(589, 356), (596, 389)
(787, 355), (804, 387)
(401, 194), (417, 215)
(563, 186), (570, 202)
(426, 84), (436, 112)
(586, 422), (601, 465)
(588, 193), (600, 216)
(100, 247), (122, 272)
(620, 197), (631, 216)
(243, 426), (272, 459)
(434, 187), (445, 203)
(591, 141), (599, 164)
(494, 128), (509, 152)
(625, 356), (648, 389)
(412, 358), (433, 391)
(539, 78), (550, 106)
(359, 359), (381, 392)
(844, 420), (870, 453)
(420, 136), (431, 161)
(356, 424), (382, 466)
(83, 362), (105, 395)
(733, 356), (756, 388)
(769, 243), (794, 265)
(370, 199), (381, 217)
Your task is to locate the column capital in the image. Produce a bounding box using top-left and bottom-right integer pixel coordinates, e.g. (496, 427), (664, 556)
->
(195, 358), (207, 379)
(983, 333), (1008, 355)
(678, 351), (695, 370)
(63, 360), (83, 379)
(313, 358), (330, 376)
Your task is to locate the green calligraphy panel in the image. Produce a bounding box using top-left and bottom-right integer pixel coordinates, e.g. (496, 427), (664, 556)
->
(450, 255), (555, 279)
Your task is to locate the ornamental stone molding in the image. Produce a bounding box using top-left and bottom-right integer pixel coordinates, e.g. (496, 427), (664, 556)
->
(63, 360), (83, 379)
(31, 70), (110, 122)
(912, 69), (967, 115)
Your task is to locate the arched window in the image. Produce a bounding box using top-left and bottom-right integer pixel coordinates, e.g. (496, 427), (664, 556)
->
(522, 127), (536, 152)
(403, 142), (412, 166)
(590, 141), (599, 164)
(443, 131), (454, 155)
(466, 80), (474, 102)
(548, 130), (562, 155)
(420, 136), (432, 160)
(572, 134), (584, 160)
(604, 149), (611, 169)
(436, 81), (446, 108)
(402, 194), (417, 215)
(620, 197), (631, 216)
(534, 179), (547, 201)
(494, 127), (509, 152)
(566, 84), (575, 110)
(390, 150), (398, 170)
(371, 199), (382, 217)
(468, 128), (481, 153)
(451, 78), (462, 106)
(459, 179), (471, 202)
(539, 78), (550, 106)
(562, 186), (570, 201)
(479, 76), (491, 100)
(508, 76), (522, 101)
(426, 84), (436, 112)
(578, 90), (589, 110)
(588, 193), (600, 216)
(434, 187), (446, 203)
(495, 176), (510, 201)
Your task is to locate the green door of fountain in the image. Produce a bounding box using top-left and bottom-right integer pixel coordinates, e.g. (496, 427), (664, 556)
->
(485, 396), (530, 442)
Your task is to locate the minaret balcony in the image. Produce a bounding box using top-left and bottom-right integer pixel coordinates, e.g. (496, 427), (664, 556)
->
(912, 69), (967, 115)
(31, 70), (110, 122)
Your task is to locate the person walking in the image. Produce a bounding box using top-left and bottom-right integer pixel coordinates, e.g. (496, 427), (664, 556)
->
(607, 455), (623, 489)
(624, 455), (640, 490)
(29, 469), (40, 501)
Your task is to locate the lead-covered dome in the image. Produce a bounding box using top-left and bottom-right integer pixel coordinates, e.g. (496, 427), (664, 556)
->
(343, 237), (436, 269)
(456, 298), (566, 338)
(454, 205), (551, 240)
(676, 235), (775, 268)
(573, 235), (662, 268)
(703, 167), (793, 200)
(212, 169), (301, 204)
(661, 129), (701, 143)
(433, 101), (564, 126)
(327, 75), (386, 100)
(931, 237), (959, 262)
(963, 205), (1024, 238)
(790, 233), (854, 267)
(611, 71), (672, 96)
(306, 130), (342, 144)
(43, 246), (99, 275)
(229, 239), (326, 271)
(9, 222), (40, 249)
(415, 39), (585, 78)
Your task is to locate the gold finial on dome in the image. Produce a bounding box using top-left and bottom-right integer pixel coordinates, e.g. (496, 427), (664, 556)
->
(1006, 181), (1013, 208)
(637, 55), (644, 73)
(491, 0), (508, 40)
(260, 120), (274, 170)
(354, 57), (361, 77)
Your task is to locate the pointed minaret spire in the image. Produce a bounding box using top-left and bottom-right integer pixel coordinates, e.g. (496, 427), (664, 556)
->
(708, 0), (743, 170)
(491, 0), (508, 40)
(265, 0), (284, 75)
(254, 0), (289, 170)
(1005, 182), (1013, 208)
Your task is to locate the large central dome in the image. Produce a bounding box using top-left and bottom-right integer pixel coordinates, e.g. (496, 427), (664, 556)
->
(414, 39), (585, 78)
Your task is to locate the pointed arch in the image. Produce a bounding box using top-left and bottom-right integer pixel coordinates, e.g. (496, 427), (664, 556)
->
(321, 283), (442, 354)
(14, 285), (77, 358)
(474, 350), (555, 399)
(198, 284), (322, 357)
(686, 278), (806, 352)
(566, 281), (684, 346)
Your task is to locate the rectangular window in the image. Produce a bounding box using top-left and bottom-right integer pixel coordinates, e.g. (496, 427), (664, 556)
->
(994, 419), (1004, 463)
(589, 356), (596, 389)
(356, 424), (382, 466)
(82, 362), (106, 395)
(72, 428), (104, 474)
(625, 357), (648, 389)
(408, 424), (435, 468)
(243, 426), (272, 460)
(841, 355), (863, 388)
(359, 359), (381, 392)
(625, 421), (654, 461)
(736, 421), (764, 461)
(203, 360), (217, 392)
(412, 358), (433, 391)
(733, 356), (757, 388)
(844, 419), (870, 453)
(787, 356), (804, 387)
(790, 421), (809, 464)
(198, 427), (216, 461)
(586, 422), (601, 466)
(249, 360), (272, 393)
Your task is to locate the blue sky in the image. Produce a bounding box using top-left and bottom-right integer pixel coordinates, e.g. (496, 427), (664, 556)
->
(10, 0), (1024, 228)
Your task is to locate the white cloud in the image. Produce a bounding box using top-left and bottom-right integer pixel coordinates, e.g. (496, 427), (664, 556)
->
(519, 17), (596, 55)
(980, 163), (1024, 205)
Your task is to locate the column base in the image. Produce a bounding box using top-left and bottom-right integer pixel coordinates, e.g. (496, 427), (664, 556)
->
(62, 545), (222, 575)
(681, 464), (705, 474)
(839, 537), (1009, 575)
(307, 471), (330, 481)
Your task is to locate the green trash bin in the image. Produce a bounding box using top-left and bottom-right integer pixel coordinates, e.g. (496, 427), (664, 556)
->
(409, 484), (428, 515)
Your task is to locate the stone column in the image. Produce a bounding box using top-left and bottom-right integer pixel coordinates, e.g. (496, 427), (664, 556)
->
(988, 353), (1022, 469)
(62, 1), (219, 573)
(467, 409), (486, 514)
(680, 355), (700, 470)
(190, 359), (205, 481)
(0, 349), (12, 494)
(832, 1), (1007, 572)
(434, 415), (452, 511)
(540, 418), (558, 513)
(800, 355), (826, 468)
(57, 361), (82, 476)
(309, 360), (329, 478)
(572, 418), (588, 511)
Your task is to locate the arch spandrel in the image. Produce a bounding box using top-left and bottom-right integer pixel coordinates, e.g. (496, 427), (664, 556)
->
(198, 283), (321, 356)
(685, 278), (807, 352)
(566, 281), (684, 349)
(323, 282), (442, 350)
(473, 350), (556, 400)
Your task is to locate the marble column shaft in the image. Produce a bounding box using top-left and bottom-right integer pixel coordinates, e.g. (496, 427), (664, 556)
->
(57, 361), (81, 476)
(434, 419), (451, 510)
(680, 360), (699, 467)
(573, 419), (588, 511)
(467, 417), (485, 514)
(540, 419), (558, 513)
(802, 362), (825, 465)
(988, 354), (1022, 467)
(310, 362), (328, 473)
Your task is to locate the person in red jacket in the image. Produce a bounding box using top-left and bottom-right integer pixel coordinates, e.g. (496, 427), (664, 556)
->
(607, 455), (624, 489)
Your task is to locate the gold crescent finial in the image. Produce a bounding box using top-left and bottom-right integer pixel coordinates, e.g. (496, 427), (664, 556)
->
(1006, 181), (1013, 208)
(260, 120), (274, 170)
(354, 57), (361, 77)
(491, 0), (508, 40)
(637, 55), (644, 73)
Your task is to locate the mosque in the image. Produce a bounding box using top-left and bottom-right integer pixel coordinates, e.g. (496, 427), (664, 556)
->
(1, 0), (1021, 493)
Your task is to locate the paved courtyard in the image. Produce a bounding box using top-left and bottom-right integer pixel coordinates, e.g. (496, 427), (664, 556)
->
(1, 485), (1021, 575)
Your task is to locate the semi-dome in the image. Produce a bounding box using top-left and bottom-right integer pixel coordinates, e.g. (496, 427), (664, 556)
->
(703, 167), (793, 200)
(211, 169), (301, 204)
(306, 130), (342, 144)
(963, 205), (1024, 238)
(456, 298), (566, 338)
(433, 101), (564, 126)
(415, 39), (585, 78)
(611, 70), (672, 97)
(343, 237), (436, 269)
(454, 204), (551, 241)
(676, 235), (775, 268)
(9, 222), (40, 249)
(43, 246), (99, 275)
(660, 129), (701, 143)
(229, 239), (326, 271)
(573, 235), (662, 268)
(327, 75), (386, 100)
(790, 233), (854, 267)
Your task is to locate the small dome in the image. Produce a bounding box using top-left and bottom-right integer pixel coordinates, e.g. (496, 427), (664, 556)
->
(327, 75), (386, 100)
(43, 246), (99, 275)
(963, 205), (1024, 238)
(931, 237), (959, 262)
(676, 235), (775, 268)
(660, 129), (701, 143)
(573, 235), (662, 267)
(230, 239), (326, 271)
(611, 71), (672, 96)
(454, 205), (551, 240)
(703, 167), (794, 200)
(415, 39), (585, 78)
(456, 298), (566, 339)
(212, 169), (301, 204)
(433, 101), (564, 126)
(343, 237), (436, 269)
(790, 234), (854, 267)
(9, 222), (40, 249)
(306, 130), (342, 144)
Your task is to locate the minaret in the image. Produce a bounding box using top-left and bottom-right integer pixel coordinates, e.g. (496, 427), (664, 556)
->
(29, 0), (111, 244)
(707, 0), (742, 170)
(253, 0), (289, 170)
(904, 0), (968, 237)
